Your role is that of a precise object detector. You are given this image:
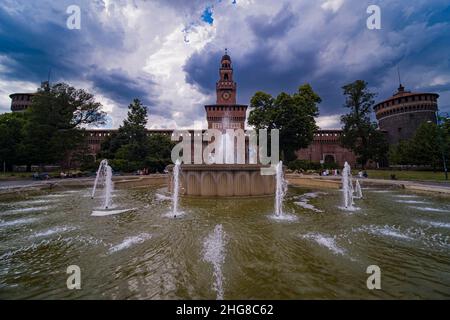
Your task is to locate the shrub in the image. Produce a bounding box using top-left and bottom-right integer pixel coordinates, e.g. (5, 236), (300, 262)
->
(323, 162), (338, 170)
(109, 159), (140, 173)
(288, 160), (322, 171)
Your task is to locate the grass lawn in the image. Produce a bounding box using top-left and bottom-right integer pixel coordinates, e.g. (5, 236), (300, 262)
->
(0, 172), (34, 181)
(0, 171), (68, 181)
(359, 170), (450, 183)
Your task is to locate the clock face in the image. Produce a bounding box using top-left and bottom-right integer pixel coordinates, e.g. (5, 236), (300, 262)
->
(222, 92), (231, 100)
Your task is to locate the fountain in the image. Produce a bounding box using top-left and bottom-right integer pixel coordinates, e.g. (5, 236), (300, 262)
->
(91, 159), (108, 199)
(203, 224), (227, 300)
(91, 159), (114, 210)
(269, 161), (297, 221)
(103, 165), (114, 209)
(354, 179), (363, 199)
(91, 159), (135, 216)
(341, 162), (358, 211)
(275, 161), (287, 217)
(172, 159), (181, 217)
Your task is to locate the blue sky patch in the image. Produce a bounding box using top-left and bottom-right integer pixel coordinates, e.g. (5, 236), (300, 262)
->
(201, 6), (214, 25)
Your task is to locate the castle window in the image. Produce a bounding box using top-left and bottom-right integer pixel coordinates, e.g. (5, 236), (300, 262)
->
(224, 74), (229, 80)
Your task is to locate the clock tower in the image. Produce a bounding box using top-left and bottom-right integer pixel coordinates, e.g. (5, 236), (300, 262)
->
(205, 50), (248, 130)
(216, 50), (236, 104)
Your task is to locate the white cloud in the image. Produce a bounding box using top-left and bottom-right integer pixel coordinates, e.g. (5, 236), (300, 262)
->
(143, 23), (215, 128)
(316, 114), (341, 129)
(321, 0), (345, 13)
(1, 0), (450, 127)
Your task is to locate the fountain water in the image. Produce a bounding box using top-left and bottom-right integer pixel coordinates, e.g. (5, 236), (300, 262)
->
(104, 165), (114, 209)
(91, 159), (114, 210)
(354, 179), (363, 199)
(172, 159), (181, 217)
(91, 159), (108, 199)
(269, 161), (297, 221)
(341, 162), (358, 211)
(203, 224), (227, 300)
(275, 161), (287, 217)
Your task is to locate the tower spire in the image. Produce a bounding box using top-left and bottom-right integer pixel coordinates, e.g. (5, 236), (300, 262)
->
(397, 66), (405, 93)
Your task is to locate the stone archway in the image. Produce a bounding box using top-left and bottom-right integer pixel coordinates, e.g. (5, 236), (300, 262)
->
(324, 154), (335, 164)
(201, 172), (217, 196)
(216, 171), (234, 197)
(233, 172), (250, 196)
(186, 172), (201, 196)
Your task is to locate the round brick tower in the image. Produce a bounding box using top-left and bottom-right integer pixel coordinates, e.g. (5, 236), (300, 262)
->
(9, 81), (50, 112)
(374, 85), (439, 144)
(9, 93), (35, 112)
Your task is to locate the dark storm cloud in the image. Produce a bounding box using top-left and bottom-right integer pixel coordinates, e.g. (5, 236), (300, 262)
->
(184, 0), (450, 118)
(1, 0), (450, 126)
(247, 4), (296, 39)
(0, 5), (88, 82)
(88, 67), (157, 106)
(0, 2), (157, 110)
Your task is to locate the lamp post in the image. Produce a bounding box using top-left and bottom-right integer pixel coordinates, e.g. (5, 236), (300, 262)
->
(434, 111), (449, 180)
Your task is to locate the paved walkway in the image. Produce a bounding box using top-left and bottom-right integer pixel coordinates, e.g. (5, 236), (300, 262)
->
(0, 175), (168, 196)
(0, 177), (94, 190)
(2, 174), (450, 196)
(287, 174), (450, 194)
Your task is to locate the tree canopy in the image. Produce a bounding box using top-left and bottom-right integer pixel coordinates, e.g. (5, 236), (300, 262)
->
(22, 83), (105, 167)
(340, 80), (388, 167)
(389, 121), (449, 169)
(0, 112), (26, 171)
(100, 99), (175, 173)
(248, 84), (321, 162)
(0, 83), (105, 170)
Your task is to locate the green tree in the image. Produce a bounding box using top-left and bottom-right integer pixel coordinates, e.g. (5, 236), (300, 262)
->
(340, 80), (388, 167)
(0, 112), (26, 171)
(388, 140), (413, 166)
(102, 99), (149, 163)
(21, 83), (105, 170)
(248, 84), (321, 162)
(388, 121), (449, 170)
(408, 122), (444, 169)
(144, 134), (176, 173)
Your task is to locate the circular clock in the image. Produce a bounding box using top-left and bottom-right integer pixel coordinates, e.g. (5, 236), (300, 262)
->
(222, 92), (231, 100)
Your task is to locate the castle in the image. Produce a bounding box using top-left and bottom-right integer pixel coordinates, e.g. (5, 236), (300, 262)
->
(9, 52), (439, 167)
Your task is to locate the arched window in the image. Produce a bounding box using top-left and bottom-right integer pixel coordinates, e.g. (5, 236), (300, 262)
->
(224, 74), (229, 81)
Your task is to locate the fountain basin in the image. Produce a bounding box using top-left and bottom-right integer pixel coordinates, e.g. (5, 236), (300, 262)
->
(167, 164), (276, 197)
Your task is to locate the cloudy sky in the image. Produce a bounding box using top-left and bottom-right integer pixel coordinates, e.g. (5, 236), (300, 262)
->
(1, 0), (449, 129)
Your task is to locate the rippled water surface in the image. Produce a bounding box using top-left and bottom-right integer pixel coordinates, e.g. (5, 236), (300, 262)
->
(1, 185), (450, 299)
